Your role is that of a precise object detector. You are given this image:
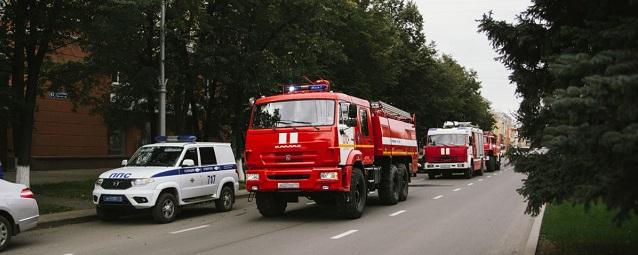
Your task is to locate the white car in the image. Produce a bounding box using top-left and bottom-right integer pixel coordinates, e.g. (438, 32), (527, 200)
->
(93, 136), (239, 223)
(0, 180), (39, 251)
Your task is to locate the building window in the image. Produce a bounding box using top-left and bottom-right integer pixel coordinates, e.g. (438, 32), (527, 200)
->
(108, 129), (126, 156)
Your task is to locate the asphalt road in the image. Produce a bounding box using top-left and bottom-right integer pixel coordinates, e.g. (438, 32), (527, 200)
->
(4, 165), (535, 255)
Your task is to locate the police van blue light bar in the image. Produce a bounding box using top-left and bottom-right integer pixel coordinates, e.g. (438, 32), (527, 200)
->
(284, 84), (329, 93)
(155, 135), (197, 143)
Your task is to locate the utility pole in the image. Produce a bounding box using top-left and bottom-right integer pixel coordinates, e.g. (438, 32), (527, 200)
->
(159, 0), (167, 136)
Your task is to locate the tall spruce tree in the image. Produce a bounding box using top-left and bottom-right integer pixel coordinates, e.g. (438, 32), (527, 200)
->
(479, 0), (638, 222)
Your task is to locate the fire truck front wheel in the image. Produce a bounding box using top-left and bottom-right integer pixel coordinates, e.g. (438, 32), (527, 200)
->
(336, 168), (367, 219)
(379, 164), (400, 205)
(256, 192), (287, 217)
(397, 164), (409, 201)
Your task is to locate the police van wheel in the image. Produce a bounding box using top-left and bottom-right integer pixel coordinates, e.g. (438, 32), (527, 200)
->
(96, 207), (119, 221)
(379, 163), (400, 205)
(336, 168), (367, 219)
(397, 164), (409, 202)
(0, 214), (12, 252)
(152, 193), (178, 223)
(215, 186), (235, 212)
(256, 192), (286, 217)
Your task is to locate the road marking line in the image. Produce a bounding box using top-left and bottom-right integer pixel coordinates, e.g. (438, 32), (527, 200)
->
(468, 183), (474, 186)
(331, 230), (358, 239)
(479, 179), (484, 181)
(389, 210), (406, 216)
(170, 225), (210, 234)
(487, 176), (492, 178)
(433, 195), (443, 200)
(306, 202), (316, 205)
(453, 188), (461, 191)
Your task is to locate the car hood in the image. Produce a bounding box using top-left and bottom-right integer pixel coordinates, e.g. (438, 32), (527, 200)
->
(99, 166), (177, 179)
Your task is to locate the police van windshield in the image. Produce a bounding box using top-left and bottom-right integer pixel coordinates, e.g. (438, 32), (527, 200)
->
(251, 99), (335, 129)
(428, 134), (467, 146)
(127, 146), (184, 167)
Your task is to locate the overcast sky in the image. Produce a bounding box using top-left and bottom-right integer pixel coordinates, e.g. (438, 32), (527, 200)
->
(413, 0), (531, 115)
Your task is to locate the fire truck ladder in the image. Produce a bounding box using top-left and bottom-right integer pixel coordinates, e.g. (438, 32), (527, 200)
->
(371, 101), (412, 120)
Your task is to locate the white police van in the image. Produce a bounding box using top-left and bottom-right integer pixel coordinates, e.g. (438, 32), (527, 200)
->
(93, 136), (239, 223)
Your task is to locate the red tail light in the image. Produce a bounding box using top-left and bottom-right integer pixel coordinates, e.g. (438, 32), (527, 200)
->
(20, 188), (35, 199)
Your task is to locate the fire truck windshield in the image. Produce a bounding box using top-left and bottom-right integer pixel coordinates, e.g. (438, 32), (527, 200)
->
(252, 99), (335, 129)
(127, 146), (184, 167)
(427, 134), (467, 146)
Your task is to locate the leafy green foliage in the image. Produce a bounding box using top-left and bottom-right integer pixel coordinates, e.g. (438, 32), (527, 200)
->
(50, 0), (495, 153)
(480, 0), (638, 222)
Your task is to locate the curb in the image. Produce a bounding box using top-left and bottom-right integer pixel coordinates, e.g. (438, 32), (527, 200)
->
(36, 190), (252, 229)
(524, 204), (546, 255)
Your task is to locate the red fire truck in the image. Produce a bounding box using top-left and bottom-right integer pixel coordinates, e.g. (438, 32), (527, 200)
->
(244, 80), (418, 219)
(424, 121), (485, 179)
(483, 131), (501, 171)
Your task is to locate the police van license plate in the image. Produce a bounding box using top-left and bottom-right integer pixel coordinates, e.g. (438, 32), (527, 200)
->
(278, 182), (299, 189)
(103, 195), (123, 203)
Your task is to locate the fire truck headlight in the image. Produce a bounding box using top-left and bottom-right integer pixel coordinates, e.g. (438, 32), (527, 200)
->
(320, 172), (339, 180)
(246, 174), (260, 181)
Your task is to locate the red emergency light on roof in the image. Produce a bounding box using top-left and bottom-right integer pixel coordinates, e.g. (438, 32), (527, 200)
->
(283, 80), (331, 94)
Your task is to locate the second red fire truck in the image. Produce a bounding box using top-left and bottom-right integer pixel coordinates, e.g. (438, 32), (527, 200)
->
(424, 121), (485, 179)
(244, 80), (418, 219)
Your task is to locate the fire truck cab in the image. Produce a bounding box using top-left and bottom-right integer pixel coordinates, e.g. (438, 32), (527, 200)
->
(244, 80), (417, 219)
(424, 121), (485, 179)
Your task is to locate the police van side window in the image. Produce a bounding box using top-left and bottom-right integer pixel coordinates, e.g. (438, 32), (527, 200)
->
(182, 148), (199, 166)
(200, 147), (217, 165)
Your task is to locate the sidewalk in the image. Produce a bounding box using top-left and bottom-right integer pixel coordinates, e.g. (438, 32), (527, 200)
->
(3, 168), (106, 185)
(38, 189), (251, 228)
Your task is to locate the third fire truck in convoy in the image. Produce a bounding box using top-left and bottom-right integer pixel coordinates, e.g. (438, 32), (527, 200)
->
(424, 121), (485, 179)
(244, 80), (418, 219)
(483, 131), (501, 171)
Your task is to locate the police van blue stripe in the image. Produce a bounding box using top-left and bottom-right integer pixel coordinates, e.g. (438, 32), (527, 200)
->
(151, 164), (237, 178)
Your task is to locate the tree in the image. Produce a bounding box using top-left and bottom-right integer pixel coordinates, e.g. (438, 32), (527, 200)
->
(1, 0), (89, 186)
(479, 0), (638, 222)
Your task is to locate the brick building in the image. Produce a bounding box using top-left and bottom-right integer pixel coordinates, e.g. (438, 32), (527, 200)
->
(3, 45), (145, 170)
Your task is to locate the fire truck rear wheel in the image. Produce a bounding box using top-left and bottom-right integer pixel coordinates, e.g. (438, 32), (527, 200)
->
(336, 168), (367, 219)
(397, 164), (409, 201)
(428, 172), (436, 179)
(487, 156), (496, 172)
(379, 164), (400, 205)
(464, 164), (473, 179)
(256, 192), (287, 217)
(495, 157), (501, 170)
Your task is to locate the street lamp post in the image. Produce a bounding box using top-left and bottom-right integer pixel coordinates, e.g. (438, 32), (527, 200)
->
(159, 0), (167, 136)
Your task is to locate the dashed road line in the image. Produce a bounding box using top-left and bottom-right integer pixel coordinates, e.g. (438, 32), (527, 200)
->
(306, 202), (316, 205)
(390, 210), (406, 216)
(487, 175), (492, 178)
(479, 179), (484, 181)
(453, 188), (461, 191)
(170, 225), (210, 234)
(468, 183), (474, 186)
(433, 195), (443, 200)
(331, 230), (358, 239)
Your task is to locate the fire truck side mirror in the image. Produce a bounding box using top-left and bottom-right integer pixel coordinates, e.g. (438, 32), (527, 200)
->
(348, 104), (358, 119)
